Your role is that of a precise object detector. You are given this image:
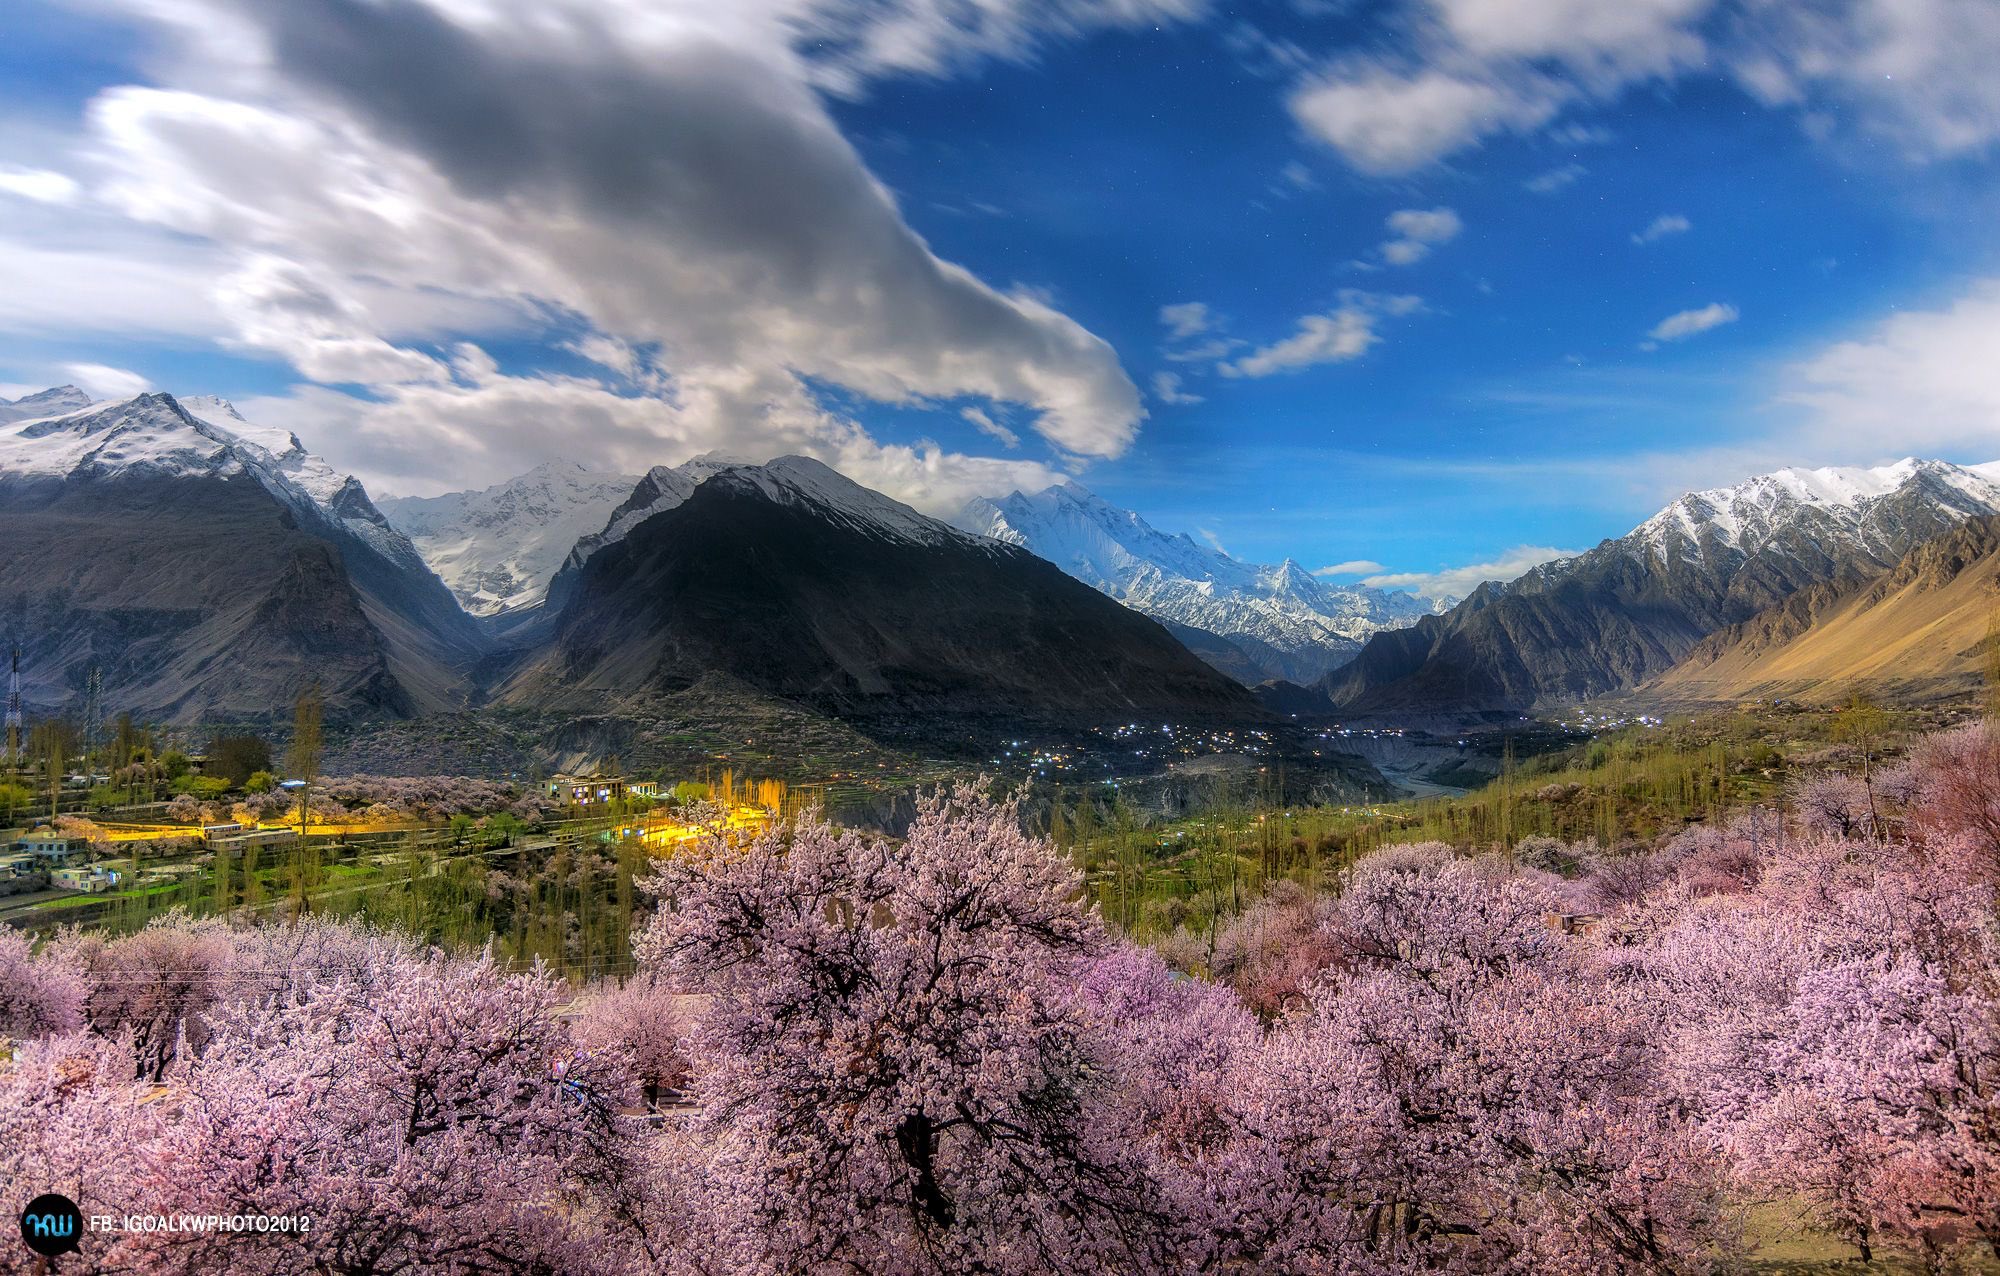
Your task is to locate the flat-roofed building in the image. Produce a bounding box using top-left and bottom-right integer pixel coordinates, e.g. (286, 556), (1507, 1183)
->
(53, 865), (119, 893)
(547, 774), (626, 806)
(13, 830), (80, 862)
(209, 828), (300, 854)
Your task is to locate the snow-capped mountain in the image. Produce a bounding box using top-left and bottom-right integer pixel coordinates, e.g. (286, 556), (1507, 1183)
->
(1627, 458), (2000, 569)
(0, 389), (481, 720)
(953, 481), (1447, 685)
(0, 389), (422, 557)
(718, 456), (986, 547)
(0, 384), (93, 424)
(1318, 456), (2000, 715)
(176, 394), (440, 583)
(378, 462), (639, 615)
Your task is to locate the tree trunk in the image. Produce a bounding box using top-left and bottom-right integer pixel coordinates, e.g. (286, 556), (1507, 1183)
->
(896, 1112), (956, 1229)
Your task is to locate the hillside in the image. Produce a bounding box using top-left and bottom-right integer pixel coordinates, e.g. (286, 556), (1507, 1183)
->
(1643, 513), (2000, 706)
(0, 391), (485, 721)
(1307, 458), (2000, 716)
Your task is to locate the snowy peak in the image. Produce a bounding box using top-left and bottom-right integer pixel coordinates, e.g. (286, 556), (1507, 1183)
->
(1630, 457), (2000, 568)
(962, 481), (1244, 593)
(378, 460), (641, 615)
(0, 389), (442, 593)
(539, 453), (1000, 617)
(952, 480), (1442, 685)
(180, 393), (356, 508)
(0, 384), (93, 424)
(553, 454), (750, 590)
(0, 389), (339, 501)
(1321, 452), (2000, 714)
(0, 392), (245, 481)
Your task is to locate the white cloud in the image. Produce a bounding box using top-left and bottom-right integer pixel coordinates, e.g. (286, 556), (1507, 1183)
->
(1150, 371), (1204, 405)
(1227, 311), (1376, 377)
(1631, 212), (1691, 244)
(1313, 559), (1385, 576)
(1223, 292), (1421, 378)
(1364, 545), (1580, 598)
(960, 404), (1021, 448)
(794, 0), (1212, 95)
(1159, 301), (1214, 340)
(61, 363), (152, 399)
(213, 254), (452, 385)
(1646, 302), (1739, 343)
(1225, 21), (1314, 79)
(1282, 0), (2000, 177)
(0, 211), (231, 340)
(1780, 277), (2000, 460)
(34, 0), (1158, 505)
(1547, 121), (1614, 145)
(1289, 65), (1564, 173)
(242, 355), (1068, 509)
(1197, 527), (1230, 555)
(563, 333), (670, 389)
(1283, 0), (1711, 173)
(1158, 302), (1244, 364)
(1729, 0), (2000, 160)
(1161, 337), (1244, 363)
(0, 167), (80, 203)
(1523, 162), (1585, 193)
(1380, 206), (1462, 265)
(1428, 0), (1712, 83)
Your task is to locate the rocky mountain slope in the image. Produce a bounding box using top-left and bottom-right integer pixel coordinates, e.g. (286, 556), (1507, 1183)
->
(1302, 458), (2000, 716)
(539, 453), (751, 615)
(378, 461), (638, 615)
(1643, 512), (2000, 706)
(499, 457), (1263, 739)
(953, 481), (1446, 685)
(0, 390), (485, 721)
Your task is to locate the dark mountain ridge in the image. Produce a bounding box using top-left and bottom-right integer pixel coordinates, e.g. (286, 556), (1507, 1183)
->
(1291, 459), (2000, 717)
(0, 392), (485, 722)
(497, 458), (1264, 742)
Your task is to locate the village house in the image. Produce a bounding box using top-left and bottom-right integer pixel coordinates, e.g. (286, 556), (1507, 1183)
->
(12, 829), (82, 864)
(52, 864), (120, 893)
(547, 773), (627, 806)
(207, 826), (301, 854)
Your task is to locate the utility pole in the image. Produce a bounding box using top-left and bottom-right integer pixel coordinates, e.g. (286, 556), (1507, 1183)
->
(4, 647), (22, 767)
(83, 665), (102, 767)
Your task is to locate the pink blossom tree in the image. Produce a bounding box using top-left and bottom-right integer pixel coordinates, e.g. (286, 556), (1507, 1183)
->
(635, 783), (1165, 1276)
(0, 1030), (162, 1271)
(1750, 950), (2000, 1263)
(1212, 846), (1728, 1273)
(0, 926), (86, 1038)
(1207, 879), (1341, 1016)
(1790, 772), (1876, 839)
(574, 973), (693, 1109)
(131, 950), (646, 1274)
(1907, 723), (2000, 861)
(50, 912), (241, 1080)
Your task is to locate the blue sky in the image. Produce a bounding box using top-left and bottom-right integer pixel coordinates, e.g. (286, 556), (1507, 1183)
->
(3, 0), (1999, 595)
